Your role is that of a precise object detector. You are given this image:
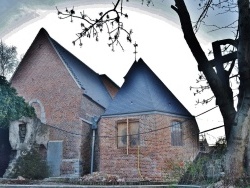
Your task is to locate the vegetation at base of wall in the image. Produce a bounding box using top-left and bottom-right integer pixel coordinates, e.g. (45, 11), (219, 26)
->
(163, 157), (210, 184)
(164, 138), (228, 185)
(9, 147), (50, 180)
(0, 76), (36, 129)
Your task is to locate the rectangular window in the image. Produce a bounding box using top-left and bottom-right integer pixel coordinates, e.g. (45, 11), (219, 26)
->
(117, 120), (140, 148)
(171, 121), (183, 146)
(19, 123), (27, 143)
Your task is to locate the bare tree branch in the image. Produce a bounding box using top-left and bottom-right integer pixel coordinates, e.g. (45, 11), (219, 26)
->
(56, 0), (132, 51)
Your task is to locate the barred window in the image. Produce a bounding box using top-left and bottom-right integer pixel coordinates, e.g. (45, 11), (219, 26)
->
(117, 121), (140, 148)
(171, 121), (183, 146)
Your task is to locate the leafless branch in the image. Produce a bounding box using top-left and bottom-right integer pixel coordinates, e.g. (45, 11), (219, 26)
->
(204, 20), (238, 33)
(193, 0), (238, 34)
(56, 0), (132, 51)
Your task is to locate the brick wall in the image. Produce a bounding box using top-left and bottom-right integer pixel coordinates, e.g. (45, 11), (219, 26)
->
(11, 31), (106, 176)
(100, 75), (119, 99)
(80, 95), (105, 175)
(11, 31), (83, 159)
(98, 113), (199, 181)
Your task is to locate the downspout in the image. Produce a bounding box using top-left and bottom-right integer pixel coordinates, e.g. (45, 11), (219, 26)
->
(127, 117), (129, 155)
(90, 116), (99, 174)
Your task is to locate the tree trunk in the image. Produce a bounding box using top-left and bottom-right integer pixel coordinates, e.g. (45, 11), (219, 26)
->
(225, 0), (250, 179)
(171, 0), (236, 139)
(172, 0), (250, 179)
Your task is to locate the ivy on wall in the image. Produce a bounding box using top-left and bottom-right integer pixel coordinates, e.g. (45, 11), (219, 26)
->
(0, 76), (36, 129)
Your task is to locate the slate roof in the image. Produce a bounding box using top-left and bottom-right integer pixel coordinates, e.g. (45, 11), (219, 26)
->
(103, 58), (193, 117)
(43, 28), (113, 108)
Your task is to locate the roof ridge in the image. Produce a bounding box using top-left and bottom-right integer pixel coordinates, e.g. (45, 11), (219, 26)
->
(48, 37), (84, 88)
(48, 36), (100, 74)
(45, 29), (113, 108)
(45, 32), (83, 89)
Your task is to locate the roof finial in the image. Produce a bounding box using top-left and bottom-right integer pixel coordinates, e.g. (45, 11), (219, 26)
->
(133, 42), (138, 61)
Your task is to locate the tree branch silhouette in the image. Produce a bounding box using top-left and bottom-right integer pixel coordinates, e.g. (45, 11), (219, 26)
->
(56, 0), (132, 51)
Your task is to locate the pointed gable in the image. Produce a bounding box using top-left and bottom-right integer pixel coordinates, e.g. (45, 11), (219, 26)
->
(104, 58), (193, 117)
(12, 28), (113, 108)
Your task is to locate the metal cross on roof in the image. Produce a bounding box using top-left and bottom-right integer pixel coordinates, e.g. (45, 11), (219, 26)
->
(133, 42), (138, 61)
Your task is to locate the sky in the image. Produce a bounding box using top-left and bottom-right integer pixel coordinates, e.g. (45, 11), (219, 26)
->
(1, 0), (238, 144)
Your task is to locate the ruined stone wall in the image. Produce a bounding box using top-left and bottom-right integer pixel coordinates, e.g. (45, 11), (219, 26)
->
(98, 113), (199, 181)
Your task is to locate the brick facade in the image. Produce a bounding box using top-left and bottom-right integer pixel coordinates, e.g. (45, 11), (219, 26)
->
(10, 30), (109, 176)
(10, 28), (199, 180)
(98, 113), (199, 181)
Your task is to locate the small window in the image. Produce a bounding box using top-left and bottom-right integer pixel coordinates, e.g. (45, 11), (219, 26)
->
(117, 121), (139, 148)
(171, 121), (182, 146)
(19, 123), (27, 143)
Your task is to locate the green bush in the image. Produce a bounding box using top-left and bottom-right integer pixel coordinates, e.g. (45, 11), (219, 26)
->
(0, 76), (36, 129)
(10, 147), (50, 180)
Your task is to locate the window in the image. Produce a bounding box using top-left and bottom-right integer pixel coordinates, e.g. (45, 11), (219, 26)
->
(171, 121), (183, 146)
(117, 120), (140, 148)
(19, 123), (27, 143)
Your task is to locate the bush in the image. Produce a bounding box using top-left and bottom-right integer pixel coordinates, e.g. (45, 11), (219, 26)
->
(0, 76), (36, 129)
(10, 147), (49, 180)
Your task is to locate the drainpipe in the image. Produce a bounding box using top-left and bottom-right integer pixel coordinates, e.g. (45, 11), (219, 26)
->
(90, 116), (99, 174)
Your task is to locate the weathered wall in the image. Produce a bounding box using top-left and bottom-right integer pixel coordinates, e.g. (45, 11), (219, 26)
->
(11, 31), (83, 159)
(10, 30), (111, 177)
(11, 31), (84, 176)
(9, 117), (49, 151)
(98, 113), (199, 181)
(3, 117), (49, 178)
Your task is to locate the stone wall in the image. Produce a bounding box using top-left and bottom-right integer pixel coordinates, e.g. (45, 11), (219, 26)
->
(98, 113), (199, 181)
(3, 117), (49, 178)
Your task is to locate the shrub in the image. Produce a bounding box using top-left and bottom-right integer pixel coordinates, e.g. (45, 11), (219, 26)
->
(0, 76), (36, 129)
(10, 147), (49, 180)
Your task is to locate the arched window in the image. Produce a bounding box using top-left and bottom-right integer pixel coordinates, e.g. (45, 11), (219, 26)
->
(171, 121), (183, 146)
(29, 99), (46, 124)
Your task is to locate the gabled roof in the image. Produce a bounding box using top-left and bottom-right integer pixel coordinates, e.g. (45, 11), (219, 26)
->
(47, 33), (113, 108)
(103, 58), (193, 117)
(13, 28), (114, 108)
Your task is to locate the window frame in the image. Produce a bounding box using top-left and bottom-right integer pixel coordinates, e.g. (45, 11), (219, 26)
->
(171, 121), (183, 146)
(117, 119), (140, 148)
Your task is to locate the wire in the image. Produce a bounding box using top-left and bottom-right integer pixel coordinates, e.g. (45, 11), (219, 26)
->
(194, 105), (218, 117)
(45, 104), (224, 138)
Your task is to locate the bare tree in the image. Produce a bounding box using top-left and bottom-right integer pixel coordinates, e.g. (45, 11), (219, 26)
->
(0, 41), (18, 77)
(58, 0), (250, 181)
(171, 0), (250, 180)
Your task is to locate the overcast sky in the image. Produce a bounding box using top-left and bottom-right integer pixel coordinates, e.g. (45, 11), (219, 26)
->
(1, 0), (238, 144)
